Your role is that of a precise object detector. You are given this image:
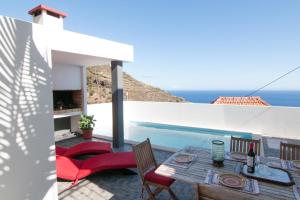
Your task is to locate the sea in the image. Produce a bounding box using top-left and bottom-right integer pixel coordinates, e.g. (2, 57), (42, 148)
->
(168, 90), (300, 107)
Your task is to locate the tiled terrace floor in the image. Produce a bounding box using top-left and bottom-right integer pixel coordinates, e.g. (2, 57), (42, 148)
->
(56, 135), (300, 200)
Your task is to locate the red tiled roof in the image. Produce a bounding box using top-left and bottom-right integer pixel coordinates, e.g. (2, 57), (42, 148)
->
(211, 96), (270, 106)
(28, 4), (67, 18)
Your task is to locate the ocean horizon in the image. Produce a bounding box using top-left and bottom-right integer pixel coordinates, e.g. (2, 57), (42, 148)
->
(168, 90), (300, 107)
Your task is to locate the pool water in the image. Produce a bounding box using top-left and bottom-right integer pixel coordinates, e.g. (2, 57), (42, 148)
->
(125, 121), (252, 151)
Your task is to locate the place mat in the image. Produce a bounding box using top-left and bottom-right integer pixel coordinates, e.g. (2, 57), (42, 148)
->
(182, 146), (210, 157)
(293, 185), (300, 200)
(280, 160), (300, 171)
(225, 152), (247, 162)
(204, 170), (260, 195)
(166, 153), (196, 169)
(225, 152), (260, 163)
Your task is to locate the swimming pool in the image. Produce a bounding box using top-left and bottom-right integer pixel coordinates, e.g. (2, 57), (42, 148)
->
(96, 121), (252, 151)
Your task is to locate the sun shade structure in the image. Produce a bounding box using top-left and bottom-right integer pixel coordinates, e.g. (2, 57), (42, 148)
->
(0, 4), (133, 200)
(211, 96), (270, 106)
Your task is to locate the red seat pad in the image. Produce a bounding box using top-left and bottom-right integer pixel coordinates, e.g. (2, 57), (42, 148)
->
(144, 165), (175, 187)
(76, 152), (137, 180)
(55, 146), (68, 156)
(56, 141), (112, 157)
(56, 155), (83, 181)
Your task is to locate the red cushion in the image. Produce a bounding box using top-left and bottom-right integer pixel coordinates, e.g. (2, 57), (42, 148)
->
(56, 141), (112, 157)
(55, 146), (67, 156)
(56, 155), (83, 181)
(77, 152), (137, 180)
(144, 165), (175, 187)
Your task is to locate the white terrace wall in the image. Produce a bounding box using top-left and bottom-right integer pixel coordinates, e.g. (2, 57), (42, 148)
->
(0, 17), (57, 199)
(88, 102), (300, 140)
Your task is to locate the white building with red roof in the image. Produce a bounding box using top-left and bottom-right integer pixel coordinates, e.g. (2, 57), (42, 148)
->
(211, 96), (270, 106)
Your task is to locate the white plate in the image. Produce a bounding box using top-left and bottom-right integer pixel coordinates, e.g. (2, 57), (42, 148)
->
(173, 154), (193, 163)
(219, 173), (246, 189)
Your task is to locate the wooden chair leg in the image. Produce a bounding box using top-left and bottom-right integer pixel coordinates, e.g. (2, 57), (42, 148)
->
(144, 184), (156, 200)
(195, 184), (199, 200)
(168, 188), (178, 200)
(152, 187), (164, 196)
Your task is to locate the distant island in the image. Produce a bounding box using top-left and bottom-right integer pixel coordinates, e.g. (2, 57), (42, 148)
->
(87, 65), (185, 104)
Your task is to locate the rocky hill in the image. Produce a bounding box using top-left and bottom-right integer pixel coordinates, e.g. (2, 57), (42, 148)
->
(87, 65), (185, 104)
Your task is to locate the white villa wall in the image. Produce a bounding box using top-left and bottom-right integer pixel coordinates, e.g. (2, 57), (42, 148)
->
(88, 102), (300, 140)
(0, 16), (58, 199)
(0, 10), (134, 199)
(52, 64), (81, 90)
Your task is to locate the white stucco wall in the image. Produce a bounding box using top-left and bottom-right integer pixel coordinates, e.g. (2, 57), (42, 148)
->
(0, 16), (58, 200)
(88, 102), (300, 140)
(33, 11), (64, 30)
(0, 11), (134, 199)
(52, 64), (81, 90)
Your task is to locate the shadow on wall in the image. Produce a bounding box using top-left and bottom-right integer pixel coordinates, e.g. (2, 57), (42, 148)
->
(0, 17), (57, 199)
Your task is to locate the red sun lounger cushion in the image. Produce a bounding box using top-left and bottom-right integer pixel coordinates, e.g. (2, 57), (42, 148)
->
(77, 152), (137, 180)
(56, 141), (112, 157)
(144, 165), (175, 187)
(56, 152), (137, 181)
(56, 155), (83, 181)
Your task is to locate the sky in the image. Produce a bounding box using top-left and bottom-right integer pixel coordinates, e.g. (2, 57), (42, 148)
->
(1, 1), (300, 90)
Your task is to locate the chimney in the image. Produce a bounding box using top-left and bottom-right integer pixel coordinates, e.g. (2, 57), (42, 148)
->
(28, 5), (67, 30)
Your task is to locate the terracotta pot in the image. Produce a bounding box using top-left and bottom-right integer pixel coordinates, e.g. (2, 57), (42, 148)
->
(81, 129), (93, 139)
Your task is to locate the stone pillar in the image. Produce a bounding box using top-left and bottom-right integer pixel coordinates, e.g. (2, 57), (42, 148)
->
(111, 61), (124, 148)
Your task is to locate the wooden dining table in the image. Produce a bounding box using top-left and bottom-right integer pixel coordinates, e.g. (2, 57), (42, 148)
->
(155, 147), (300, 200)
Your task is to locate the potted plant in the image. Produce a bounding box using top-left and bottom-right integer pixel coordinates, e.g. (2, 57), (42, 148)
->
(79, 114), (96, 139)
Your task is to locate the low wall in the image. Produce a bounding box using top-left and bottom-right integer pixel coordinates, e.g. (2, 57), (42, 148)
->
(88, 101), (300, 140)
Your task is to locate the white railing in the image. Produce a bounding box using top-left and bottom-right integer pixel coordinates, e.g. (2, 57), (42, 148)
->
(88, 101), (300, 140)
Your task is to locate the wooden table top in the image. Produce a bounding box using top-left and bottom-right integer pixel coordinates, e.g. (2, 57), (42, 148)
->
(155, 147), (300, 200)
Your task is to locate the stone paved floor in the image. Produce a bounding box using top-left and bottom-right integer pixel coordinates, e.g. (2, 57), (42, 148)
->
(56, 135), (300, 200)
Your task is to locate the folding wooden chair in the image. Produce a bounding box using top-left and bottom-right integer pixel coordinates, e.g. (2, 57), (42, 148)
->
(230, 136), (261, 156)
(280, 142), (300, 160)
(133, 139), (178, 200)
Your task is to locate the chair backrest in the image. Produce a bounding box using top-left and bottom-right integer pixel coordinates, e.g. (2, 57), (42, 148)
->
(132, 138), (157, 181)
(230, 136), (261, 156)
(280, 142), (300, 160)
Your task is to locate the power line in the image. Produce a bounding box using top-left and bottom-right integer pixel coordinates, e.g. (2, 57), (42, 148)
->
(245, 65), (300, 97)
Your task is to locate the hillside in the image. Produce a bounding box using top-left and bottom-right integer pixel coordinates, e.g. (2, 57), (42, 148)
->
(87, 65), (185, 104)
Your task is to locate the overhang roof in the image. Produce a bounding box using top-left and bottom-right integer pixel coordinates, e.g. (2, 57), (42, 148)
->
(51, 50), (112, 66)
(47, 30), (134, 63)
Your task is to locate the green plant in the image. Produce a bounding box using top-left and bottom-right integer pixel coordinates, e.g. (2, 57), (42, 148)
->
(79, 114), (96, 130)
